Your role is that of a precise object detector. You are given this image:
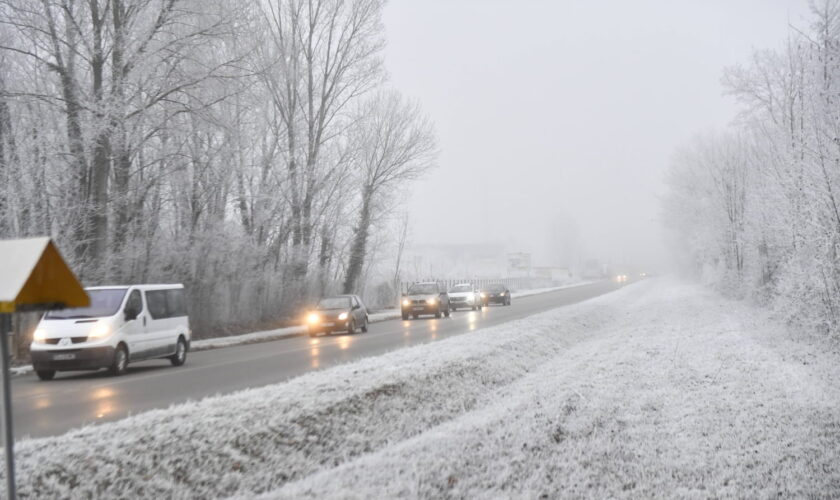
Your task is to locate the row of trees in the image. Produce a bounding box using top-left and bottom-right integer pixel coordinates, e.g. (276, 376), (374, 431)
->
(0, 0), (435, 335)
(664, 1), (840, 335)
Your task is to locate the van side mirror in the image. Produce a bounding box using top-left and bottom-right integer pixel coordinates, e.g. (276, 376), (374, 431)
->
(124, 308), (139, 321)
(352, 304), (360, 310)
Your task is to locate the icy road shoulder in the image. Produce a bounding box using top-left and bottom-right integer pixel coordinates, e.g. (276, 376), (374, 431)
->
(9, 278), (840, 498)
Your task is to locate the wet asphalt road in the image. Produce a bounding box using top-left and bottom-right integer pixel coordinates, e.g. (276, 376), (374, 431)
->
(8, 280), (621, 439)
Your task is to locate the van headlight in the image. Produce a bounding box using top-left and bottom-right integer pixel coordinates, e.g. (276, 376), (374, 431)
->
(88, 323), (112, 339)
(307, 312), (321, 324)
(402, 299), (411, 307)
(426, 297), (437, 305)
(33, 329), (47, 342)
(338, 312), (349, 321)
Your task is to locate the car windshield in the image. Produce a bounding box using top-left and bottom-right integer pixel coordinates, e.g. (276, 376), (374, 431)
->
(449, 285), (472, 293)
(45, 288), (128, 319)
(317, 297), (351, 310)
(408, 283), (438, 295)
(486, 284), (506, 292)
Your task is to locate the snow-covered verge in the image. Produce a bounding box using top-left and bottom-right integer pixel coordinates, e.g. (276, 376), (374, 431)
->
(509, 279), (598, 299)
(12, 278), (836, 499)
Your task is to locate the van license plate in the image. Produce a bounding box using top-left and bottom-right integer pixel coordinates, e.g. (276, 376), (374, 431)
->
(412, 306), (425, 311)
(53, 353), (76, 361)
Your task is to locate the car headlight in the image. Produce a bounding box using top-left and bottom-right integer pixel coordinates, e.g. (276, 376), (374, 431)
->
(88, 323), (111, 339)
(480, 293), (486, 298)
(402, 299), (410, 307)
(500, 291), (506, 296)
(307, 312), (321, 324)
(426, 297), (437, 305)
(33, 329), (47, 342)
(338, 312), (349, 321)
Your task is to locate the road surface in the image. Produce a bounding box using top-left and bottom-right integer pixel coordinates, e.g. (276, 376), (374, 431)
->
(8, 280), (621, 439)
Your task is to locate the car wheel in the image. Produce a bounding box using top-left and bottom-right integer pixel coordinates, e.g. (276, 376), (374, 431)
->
(109, 344), (129, 376)
(169, 336), (188, 366)
(361, 316), (368, 333)
(36, 370), (55, 381)
(435, 309), (442, 319)
(412, 314), (419, 319)
(444, 307), (451, 318)
(402, 312), (409, 320)
(348, 318), (357, 334)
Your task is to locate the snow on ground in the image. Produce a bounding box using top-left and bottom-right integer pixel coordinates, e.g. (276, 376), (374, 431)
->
(10, 277), (838, 498)
(509, 280), (597, 299)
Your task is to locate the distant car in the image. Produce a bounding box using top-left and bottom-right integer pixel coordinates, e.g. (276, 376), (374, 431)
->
(306, 295), (369, 337)
(30, 284), (191, 381)
(481, 283), (511, 306)
(448, 283), (483, 311)
(401, 282), (451, 319)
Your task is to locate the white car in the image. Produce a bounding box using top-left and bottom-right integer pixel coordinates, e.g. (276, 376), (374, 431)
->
(448, 283), (483, 311)
(29, 284), (191, 380)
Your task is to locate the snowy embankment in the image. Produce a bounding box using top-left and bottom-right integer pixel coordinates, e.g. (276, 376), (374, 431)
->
(12, 277), (837, 498)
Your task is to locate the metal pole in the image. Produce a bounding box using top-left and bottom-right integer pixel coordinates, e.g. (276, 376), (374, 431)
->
(0, 313), (15, 500)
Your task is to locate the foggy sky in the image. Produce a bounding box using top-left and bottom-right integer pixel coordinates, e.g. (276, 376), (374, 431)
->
(383, 0), (809, 271)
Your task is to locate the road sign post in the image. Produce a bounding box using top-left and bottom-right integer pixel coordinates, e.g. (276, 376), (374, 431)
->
(0, 313), (15, 500)
(0, 237), (90, 500)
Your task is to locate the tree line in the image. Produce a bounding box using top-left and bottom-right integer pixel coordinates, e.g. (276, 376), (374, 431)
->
(0, 0), (436, 336)
(664, 1), (840, 336)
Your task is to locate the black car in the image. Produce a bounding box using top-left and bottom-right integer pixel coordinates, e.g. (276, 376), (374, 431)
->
(481, 283), (511, 306)
(401, 282), (451, 319)
(306, 295), (369, 337)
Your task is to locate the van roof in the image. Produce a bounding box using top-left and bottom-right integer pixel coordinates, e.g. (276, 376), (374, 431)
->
(86, 284), (184, 291)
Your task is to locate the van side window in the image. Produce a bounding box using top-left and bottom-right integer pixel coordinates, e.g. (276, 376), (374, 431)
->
(125, 290), (142, 315)
(146, 290), (168, 319)
(145, 289), (187, 319)
(166, 289), (187, 317)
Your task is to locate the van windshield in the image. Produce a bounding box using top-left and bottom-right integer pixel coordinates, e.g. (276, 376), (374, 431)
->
(45, 289), (128, 319)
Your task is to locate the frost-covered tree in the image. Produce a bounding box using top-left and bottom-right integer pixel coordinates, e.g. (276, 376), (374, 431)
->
(666, 0), (840, 335)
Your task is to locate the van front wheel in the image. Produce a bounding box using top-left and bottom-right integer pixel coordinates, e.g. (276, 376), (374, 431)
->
(110, 344), (129, 376)
(170, 337), (187, 366)
(36, 370), (55, 381)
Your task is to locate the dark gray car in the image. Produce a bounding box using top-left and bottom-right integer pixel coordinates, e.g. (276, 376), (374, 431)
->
(401, 282), (451, 320)
(307, 295), (369, 337)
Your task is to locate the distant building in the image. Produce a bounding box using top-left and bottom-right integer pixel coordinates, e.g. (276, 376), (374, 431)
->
(507, 252), (532, 278)
(532, 266), (572, 283)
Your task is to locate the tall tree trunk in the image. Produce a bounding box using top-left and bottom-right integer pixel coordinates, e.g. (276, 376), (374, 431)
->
(343, 186), (373, 294)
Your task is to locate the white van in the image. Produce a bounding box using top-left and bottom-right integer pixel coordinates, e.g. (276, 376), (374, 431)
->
(29, 284), (191, 381)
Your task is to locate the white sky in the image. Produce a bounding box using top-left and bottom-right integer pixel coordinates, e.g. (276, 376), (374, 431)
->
(383, 0), (811, 271)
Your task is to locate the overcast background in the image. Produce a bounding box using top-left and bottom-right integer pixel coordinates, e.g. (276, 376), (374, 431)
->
(383, 0), (810, 272)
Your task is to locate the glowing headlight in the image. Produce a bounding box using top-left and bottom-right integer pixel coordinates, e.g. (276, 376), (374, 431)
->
(426, 297), (437, 305)
(402, 299), (411, 307)
(307, 312), (321, 324)
(338, 312), (349, 321)
(480, 293), (487, 298)
(88, 323), (111, 339)
(33, 329), (47, 342)
(500, 291), (506, 296)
